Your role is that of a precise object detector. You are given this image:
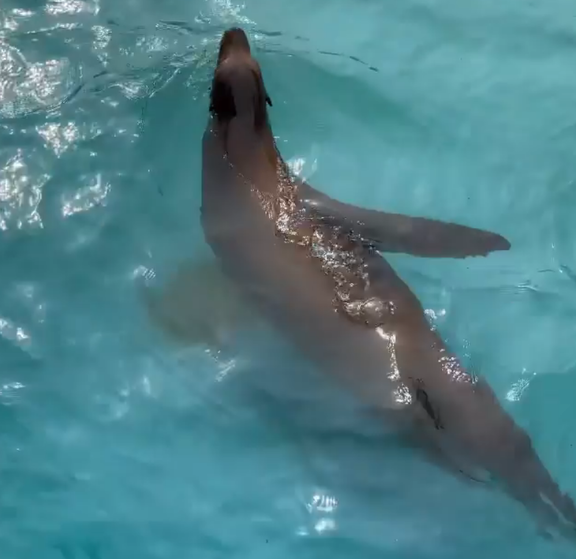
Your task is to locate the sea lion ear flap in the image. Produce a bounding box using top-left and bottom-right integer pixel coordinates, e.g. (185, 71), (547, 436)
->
(266, 93), (273, 107)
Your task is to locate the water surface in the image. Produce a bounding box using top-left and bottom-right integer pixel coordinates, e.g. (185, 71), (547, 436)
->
(2, 1), (576, 558)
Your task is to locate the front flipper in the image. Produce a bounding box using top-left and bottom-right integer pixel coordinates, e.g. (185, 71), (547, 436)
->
(141, 258), (258, 351)
(298, 180), (511, 258)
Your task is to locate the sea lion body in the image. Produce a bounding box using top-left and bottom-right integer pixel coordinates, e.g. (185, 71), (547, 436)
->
(194, 27), (576, 541)
(201, 106), (519, 476)
(202, 122), (410, 411)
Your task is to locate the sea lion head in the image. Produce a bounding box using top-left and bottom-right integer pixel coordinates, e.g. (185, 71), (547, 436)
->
(209, 27), (273, 131)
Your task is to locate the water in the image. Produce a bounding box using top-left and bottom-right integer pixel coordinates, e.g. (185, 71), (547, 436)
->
(2, 0), (576, 558)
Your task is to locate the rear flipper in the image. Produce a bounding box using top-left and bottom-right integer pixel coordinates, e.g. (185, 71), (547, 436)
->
(504, 445), (576, 544)
(509, 482), (576, 543)
(298, 180), (511, 258)
(141, 258), (258, 352)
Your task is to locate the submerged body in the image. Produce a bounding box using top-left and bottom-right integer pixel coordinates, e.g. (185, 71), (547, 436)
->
(197, 28), (576, 540)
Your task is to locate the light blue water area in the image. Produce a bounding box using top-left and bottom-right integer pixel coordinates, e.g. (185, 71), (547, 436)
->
(2, 0), (576, 557)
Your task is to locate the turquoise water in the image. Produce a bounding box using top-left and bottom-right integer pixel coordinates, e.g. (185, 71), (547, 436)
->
(2, 0), (576, 557)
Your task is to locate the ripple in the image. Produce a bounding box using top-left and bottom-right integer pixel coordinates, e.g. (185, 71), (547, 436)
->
(0, 381), (25, 405)
(0, 41), (82, 119)
(505, 375), (532, 402)
(300, 490), (339, 535)
(0, 149), (48, 231)
(61, 172), (111, 217)
(207, 0), (255, 26)
(36, 121), (80, 157)
(0, 315), (32, 350)
(45, 0), (99, 16)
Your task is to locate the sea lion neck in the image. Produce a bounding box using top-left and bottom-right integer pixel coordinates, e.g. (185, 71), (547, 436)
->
(214, 116), (291, 198)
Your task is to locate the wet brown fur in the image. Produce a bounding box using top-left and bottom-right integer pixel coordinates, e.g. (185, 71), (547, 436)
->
(199, 27), (576, 543)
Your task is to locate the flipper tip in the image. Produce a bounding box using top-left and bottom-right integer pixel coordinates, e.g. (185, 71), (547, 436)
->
(493, 234), (511, 253)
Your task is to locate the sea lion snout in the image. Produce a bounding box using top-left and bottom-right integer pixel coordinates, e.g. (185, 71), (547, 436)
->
(217, 27), (252, 63)
(209, 27), (273, 129)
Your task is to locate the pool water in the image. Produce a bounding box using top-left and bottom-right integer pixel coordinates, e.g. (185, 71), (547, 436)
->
(2, 0), (576, 558)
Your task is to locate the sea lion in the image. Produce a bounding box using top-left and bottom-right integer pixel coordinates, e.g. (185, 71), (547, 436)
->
(157, 26), (576, 540)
